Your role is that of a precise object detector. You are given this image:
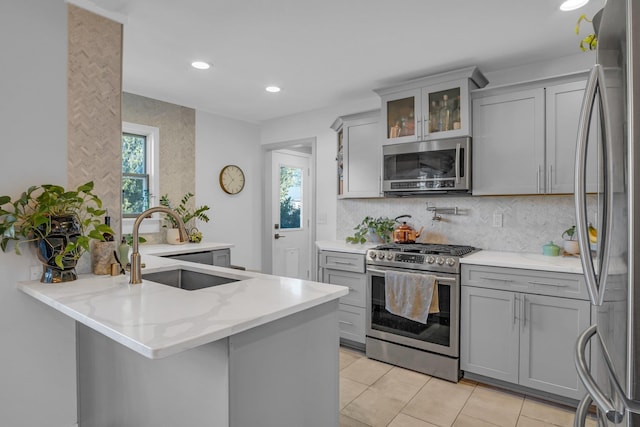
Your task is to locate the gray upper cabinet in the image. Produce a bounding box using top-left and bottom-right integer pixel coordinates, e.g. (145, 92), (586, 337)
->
(545, 80), (599, 194)
(472, 88), (545, 195)
(472, 73), (597, 195)
(374, 67), (488, 145)
(331, 110), (382, 198)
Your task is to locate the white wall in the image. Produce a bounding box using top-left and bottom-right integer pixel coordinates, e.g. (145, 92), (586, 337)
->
(195, 110), (262, 271)
(260, 97), (380, 242)
(0, 2), (78, 426)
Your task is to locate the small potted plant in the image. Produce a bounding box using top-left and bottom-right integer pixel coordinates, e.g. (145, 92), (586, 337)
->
(562, 225), (579, 254)
(159, 192), (210, 244)
(0, 181), (113, 282)
(346, 216), (396, 244)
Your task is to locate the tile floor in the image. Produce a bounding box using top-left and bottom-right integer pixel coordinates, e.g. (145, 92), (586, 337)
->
(339, 347), (597, 427)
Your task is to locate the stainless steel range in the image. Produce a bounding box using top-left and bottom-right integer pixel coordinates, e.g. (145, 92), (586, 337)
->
(365, 243), (477, 382)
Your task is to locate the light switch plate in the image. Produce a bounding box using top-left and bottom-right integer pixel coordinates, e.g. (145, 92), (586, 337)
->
(492, 212), (503, 228)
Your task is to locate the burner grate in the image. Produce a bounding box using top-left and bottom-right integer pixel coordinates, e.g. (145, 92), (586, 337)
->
(372, 243), (477, 257)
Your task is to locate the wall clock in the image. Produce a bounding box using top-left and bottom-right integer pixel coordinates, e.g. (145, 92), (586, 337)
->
(219, 164), (245, 195)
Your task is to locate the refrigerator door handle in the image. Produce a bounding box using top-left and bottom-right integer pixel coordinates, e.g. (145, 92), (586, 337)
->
(574, 64), (613, 306)
(575, 325), (625, 423)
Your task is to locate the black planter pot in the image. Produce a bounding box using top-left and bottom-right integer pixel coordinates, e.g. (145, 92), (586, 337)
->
(36, 214), (82, 283)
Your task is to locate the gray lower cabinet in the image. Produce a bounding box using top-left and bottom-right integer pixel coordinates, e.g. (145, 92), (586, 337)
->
(319, 250), (366, 347)
(461, 265), (590, 401)
(162, 248), (231, 268)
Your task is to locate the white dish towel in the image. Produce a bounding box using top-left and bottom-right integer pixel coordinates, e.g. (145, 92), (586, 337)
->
(385, 270), (437, 324)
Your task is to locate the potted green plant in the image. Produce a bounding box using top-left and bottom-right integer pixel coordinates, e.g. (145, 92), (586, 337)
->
(159, 192), (210, 244)
(346, 216), (396, 244)
(0, 181), (113, 282)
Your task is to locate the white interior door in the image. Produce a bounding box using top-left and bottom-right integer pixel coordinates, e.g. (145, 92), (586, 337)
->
(270, 150), (311, 279)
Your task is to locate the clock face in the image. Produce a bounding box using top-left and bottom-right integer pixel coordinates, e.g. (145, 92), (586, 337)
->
(219, 165), (245, 195)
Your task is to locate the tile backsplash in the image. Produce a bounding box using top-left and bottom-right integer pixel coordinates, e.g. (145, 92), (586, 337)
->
(337, 195), (593, 253)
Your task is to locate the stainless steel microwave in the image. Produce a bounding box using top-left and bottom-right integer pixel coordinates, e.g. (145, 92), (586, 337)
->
(382, 137), (471, 196)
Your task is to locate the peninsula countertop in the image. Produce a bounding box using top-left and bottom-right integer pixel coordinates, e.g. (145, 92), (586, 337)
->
(18, 243), (348, 360)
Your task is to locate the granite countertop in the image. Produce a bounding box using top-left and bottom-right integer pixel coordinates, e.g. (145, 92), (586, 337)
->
(461, 250), (584, 274)
(18, 243), (348, 360)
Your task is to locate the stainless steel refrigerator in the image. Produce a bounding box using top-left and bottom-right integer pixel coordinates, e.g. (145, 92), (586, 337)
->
(573, 0), (640, 425)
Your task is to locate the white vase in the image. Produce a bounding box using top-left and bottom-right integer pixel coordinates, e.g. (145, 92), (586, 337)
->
(563, 239), (579, 254)
(166, 228), (186, 245)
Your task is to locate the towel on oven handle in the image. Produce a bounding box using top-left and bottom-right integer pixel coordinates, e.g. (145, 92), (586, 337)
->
(384, 270), (438, 324)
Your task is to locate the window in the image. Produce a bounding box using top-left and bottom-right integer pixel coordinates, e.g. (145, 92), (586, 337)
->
(279, 165), (302, 229)
(121, 122), (159, 233)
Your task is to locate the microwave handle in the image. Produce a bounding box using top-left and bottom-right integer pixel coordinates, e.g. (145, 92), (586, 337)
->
(455, 143), (461, 184)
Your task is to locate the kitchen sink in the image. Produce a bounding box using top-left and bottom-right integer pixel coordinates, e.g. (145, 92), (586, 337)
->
(142, 268), (246, 291)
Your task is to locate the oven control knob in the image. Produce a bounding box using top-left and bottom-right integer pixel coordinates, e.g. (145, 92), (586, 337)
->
(436, 256), (445, 265)
(378, 251), (386, 260)
(386, 253), (394, 260)
(369, 252), (377, 259)
(446, 257), (456, 266)
(427, 256), (435, 264)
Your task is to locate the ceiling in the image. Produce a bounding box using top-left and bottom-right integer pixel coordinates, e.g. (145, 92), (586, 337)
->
(90, 0), (604, 123)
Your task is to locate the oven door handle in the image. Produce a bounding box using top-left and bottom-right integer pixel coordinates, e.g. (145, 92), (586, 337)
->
(367, 268), (457, 284)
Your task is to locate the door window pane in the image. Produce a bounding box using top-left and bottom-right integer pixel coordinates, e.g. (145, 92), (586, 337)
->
(279, 166), (302, 229)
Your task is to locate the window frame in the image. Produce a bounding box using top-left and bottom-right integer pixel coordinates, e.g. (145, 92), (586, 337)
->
(121, 121), (160, 234)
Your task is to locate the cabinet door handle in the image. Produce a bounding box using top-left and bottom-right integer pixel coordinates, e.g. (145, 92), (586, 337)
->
(481, 276), (513, 283)
(339, 320), (354, 326)
(521, 295), (526, 330)
(548, 165), (553, 193)
(537, 165), (541, 194)
(527, 280), (568, 288)
(334, 261), (353, 265)
(512, 293), (517, 325)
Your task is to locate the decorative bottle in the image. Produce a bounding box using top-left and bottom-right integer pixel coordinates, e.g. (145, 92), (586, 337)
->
(429, 101), (439, 133)
(452, 96), (461, 130)
(439, 95), (450, 131)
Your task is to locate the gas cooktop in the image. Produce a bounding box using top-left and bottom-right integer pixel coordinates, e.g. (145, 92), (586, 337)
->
(372, 243), (477, 257)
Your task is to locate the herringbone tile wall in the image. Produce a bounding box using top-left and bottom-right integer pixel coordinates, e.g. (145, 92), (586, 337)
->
(67, 4), (122, 255)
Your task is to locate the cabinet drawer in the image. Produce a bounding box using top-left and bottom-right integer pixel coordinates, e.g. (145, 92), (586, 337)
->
(462, 265), (589, 300)
(338, 304), (366, 344)
(319, 251), (365, 273)
(323, 268), (366, 308)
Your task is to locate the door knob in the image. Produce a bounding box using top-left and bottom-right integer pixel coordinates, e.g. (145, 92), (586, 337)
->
(274, 233), (286, 239)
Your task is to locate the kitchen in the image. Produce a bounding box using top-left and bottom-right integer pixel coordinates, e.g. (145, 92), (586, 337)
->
(1, 0), (637, 426)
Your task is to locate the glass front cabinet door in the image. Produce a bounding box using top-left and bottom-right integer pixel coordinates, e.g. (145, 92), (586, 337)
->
(381, 88), (422, 144)
(376, 67), (487, 144)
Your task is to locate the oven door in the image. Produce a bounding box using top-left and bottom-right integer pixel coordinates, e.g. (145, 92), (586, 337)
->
(366, 266), (459, 357)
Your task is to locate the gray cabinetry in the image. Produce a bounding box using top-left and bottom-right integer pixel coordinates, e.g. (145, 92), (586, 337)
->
(319, 250), (366, 348)
(162, 248), (231, 268)
(331, 110), (382, 198)
(472, 74), (598, 195)
(461, 264), (590, 401)
(374, 67), (488, 144)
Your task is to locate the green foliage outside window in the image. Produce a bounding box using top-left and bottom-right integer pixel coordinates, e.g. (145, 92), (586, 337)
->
(279, 166), (301, 229)
(122, 133), (149, 216)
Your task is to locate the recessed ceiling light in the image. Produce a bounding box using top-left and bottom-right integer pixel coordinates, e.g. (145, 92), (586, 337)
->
(191, 61), (211, 70)
(560, 0), (589, 11)
(265, 86), (281, 93)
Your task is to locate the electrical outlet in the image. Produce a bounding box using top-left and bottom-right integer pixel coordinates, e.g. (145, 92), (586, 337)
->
(493, 212), (503, 228)
(29, 266), (41, 281)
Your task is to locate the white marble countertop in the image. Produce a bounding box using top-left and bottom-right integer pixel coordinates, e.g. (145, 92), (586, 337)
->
(18, 245), (348, 360)
(461, 250), (584, 274)
(316, 240), (377, 254)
